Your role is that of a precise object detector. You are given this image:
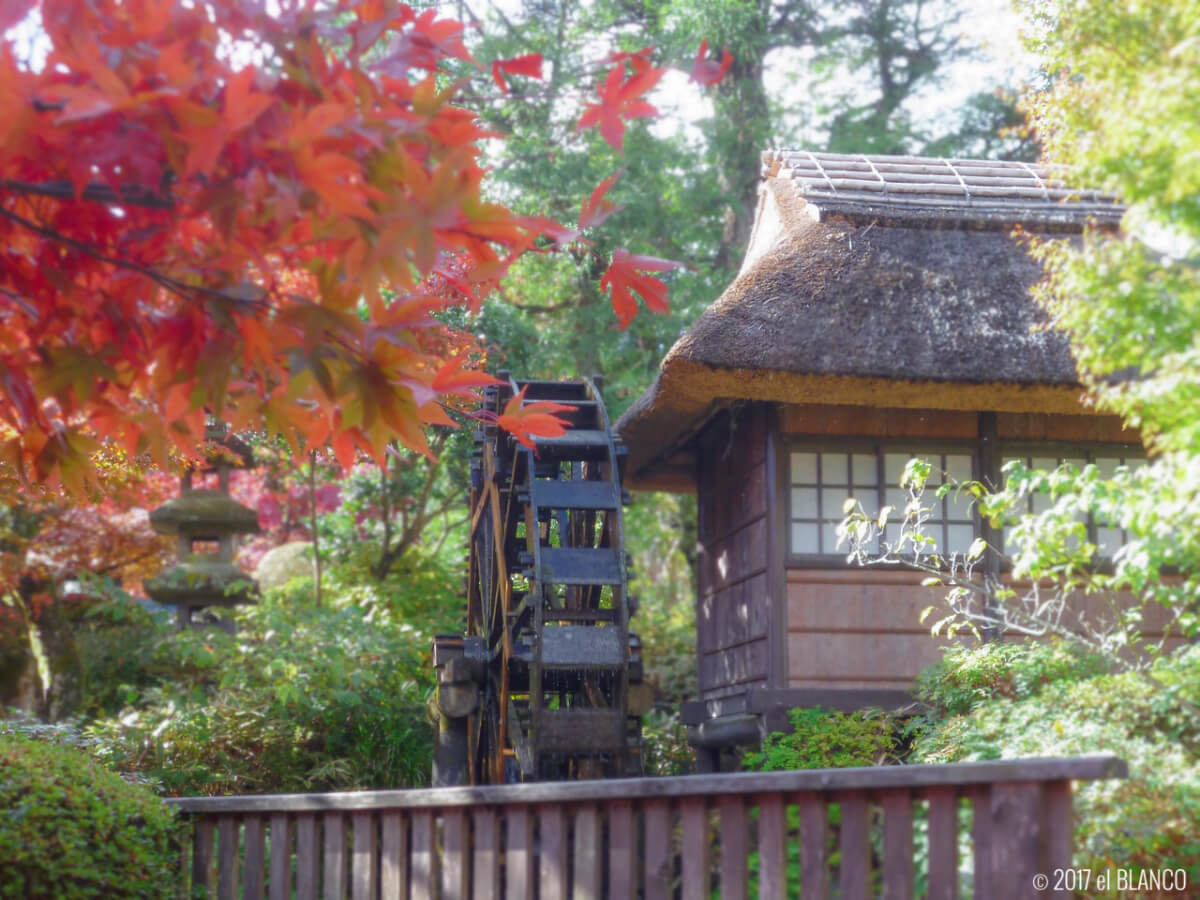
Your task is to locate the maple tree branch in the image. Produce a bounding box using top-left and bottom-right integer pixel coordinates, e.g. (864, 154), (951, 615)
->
(3, 179), (174, 209)
(0, 203), (262, 311)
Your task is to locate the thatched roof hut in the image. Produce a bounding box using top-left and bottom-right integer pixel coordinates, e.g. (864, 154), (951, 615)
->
(616, 151), (1123, 490)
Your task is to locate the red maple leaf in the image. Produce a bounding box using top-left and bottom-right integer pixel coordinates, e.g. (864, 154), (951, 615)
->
(689, 40), (734, 87)
(599, 248), (680, 329)
(495, 387), (576, 451)
(576, 59), (664, 151)
(578, 171), (623, 230)
(490, 53), (543, 95)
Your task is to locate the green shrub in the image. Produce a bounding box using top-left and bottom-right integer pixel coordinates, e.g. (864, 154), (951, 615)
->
(914, 638), (1110, 717)
(0, 733), (179, 898)
(914, 644), (1200, 888)
(641, 710), (693, 776)
(86, 598), (435, 795)
(744, 707), (895, 772)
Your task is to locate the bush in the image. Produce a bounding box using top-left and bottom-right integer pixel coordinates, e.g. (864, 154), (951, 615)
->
(86, 597), (436, 795)
(913, 644), (1200, 888)
(0, 733), (178, 898)
(744, 707), (895, 772)
(914, 638), (1110, 717)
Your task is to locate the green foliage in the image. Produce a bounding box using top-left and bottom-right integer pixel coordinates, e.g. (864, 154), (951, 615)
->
(0, 732), (179, 899)
(84, 597), (435, 795)
(640, 710), (694, 777)
(743, 707), (895, 772)
(625, 493), (697, 707)
(914, 638), (1110, 717)
(915, 644), (1200, 883)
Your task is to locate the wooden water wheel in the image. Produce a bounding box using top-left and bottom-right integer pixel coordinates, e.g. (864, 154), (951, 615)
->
(433, 376), (647, 785)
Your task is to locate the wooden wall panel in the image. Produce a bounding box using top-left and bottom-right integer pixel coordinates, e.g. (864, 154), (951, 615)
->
(694, 405), (773, 699)
(787, 632), (954, 689)
(698, 572), (770, 652)
(699, 638), (770, 693)
(697, 518), (768, 594)
(785, 569), (1178, 692)
(780, 405), (978, 439)
(996, 412), (1137, 443)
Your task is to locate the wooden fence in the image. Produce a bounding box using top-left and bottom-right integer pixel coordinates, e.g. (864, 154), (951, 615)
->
(167, 754), (1125, 900)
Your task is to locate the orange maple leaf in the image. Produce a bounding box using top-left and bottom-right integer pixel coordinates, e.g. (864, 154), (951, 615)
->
(599, 248), (680, 329)
(495, 387), (575, 451)
(490, 53), (543, 95)
(576, 59), (664, 151)
(579, 171), (623, 230)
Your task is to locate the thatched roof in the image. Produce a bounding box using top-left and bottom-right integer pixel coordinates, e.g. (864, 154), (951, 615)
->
(615, 151), (1124, 491)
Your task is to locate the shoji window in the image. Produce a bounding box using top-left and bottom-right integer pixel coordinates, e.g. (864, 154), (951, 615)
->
(788, 445), (977, 560)
(999, 448), (1146, 557)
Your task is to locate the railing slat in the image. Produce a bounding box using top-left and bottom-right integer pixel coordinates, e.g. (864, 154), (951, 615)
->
(643, 799), (672, 900)
(269, 814), (291, 900)
(244, 816), (266, 900)
(718, 795), (747, 900)
(679, 797), (708, 900)
(1044, 781), (1073, 900)
(572, 804), (601, 900)
(757, 793), (786, 900)
(380, 811), (407, 900)
(295, 813), (318, 900)
(506, 806), (533, 900)
(539, 805), (567, 900)
(411, 809), (436, 899)
(988, 782), (1043, 900)
(838, 793), (869, 900)
(882, 790), (914, 900)
(971, 786), (993, 900)
(925, 787), (958, 900)
(472, 808), (499, 900)
(193, 818), (216, 897)
(352, 811), (376, 900)
(441, 809), (467, 900)
(607, 799), (634, 900)
(324, 813), (346, 900)
(798, 794), (828, 900)
(217, 815), (238, 900)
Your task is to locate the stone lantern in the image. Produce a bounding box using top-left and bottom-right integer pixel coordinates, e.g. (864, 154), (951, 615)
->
(144, 426), (260, 630)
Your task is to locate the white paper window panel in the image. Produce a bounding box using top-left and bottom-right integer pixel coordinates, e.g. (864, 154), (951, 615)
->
(947, 523), (977, 554)
(1063, 457), (1086, 471)
(1097, 457), (1120, 478)
(791, 522), (820, 554)
(821, 523), (842, 554)
(944, 454), (973, 483)
(791, 487), (819, 520)
(885, 487), (908, 514)
(791, 452), (818, 484)
(1032, 492), (1052, 515)
(821, 488), (854, 521)
(852, 453), (878, 486)
(944, 486), (975, 523)
(884, 522), (903, 549)
(884, 452), (912, 484)
(1096, 527), (1123, 557)
(821, 453), (848, 485)
(1031, 456), (1059, 471)
(1127, 457), (1147, 470)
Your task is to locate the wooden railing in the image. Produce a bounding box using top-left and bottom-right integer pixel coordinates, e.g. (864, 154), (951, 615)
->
(167, 754), (1125, 900)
